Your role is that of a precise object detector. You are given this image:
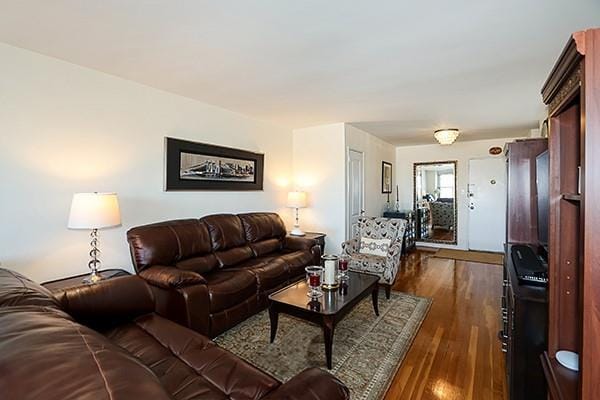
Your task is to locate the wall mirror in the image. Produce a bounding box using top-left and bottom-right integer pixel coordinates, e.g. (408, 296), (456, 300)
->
(413, 161), (457, 244)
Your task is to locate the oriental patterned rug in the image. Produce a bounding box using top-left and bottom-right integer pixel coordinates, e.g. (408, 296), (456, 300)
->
(214, 291), (431, 400)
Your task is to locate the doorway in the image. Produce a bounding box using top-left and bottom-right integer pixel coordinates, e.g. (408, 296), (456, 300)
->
(346, 149), (364, 239)
(468, 157), (507, 252)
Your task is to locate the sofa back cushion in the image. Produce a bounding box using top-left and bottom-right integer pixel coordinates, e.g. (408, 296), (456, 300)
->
(0, 268), (61, 310)
(201, 214), (254, 267)
(239, 212), (286, 256)
(0, 307), (172, 400)
(202, 214), (247, 250)
(127, 219), (217, 273)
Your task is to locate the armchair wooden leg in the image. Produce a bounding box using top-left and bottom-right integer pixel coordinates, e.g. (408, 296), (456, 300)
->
(384, 284), (391, 299)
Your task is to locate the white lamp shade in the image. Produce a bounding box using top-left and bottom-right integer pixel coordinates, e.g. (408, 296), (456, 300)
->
(68, 193), (121, 229)
(434, 129), (460, 145)
(287, 191), (307, 208)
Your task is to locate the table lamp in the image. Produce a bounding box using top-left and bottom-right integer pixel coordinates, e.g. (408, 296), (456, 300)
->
(287, 191), (307, 236)
(68, 192), (121, 284)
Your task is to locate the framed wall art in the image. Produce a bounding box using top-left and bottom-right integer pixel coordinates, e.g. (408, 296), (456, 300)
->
(382, 161), (393, 193)
(165, 137), (264, 191)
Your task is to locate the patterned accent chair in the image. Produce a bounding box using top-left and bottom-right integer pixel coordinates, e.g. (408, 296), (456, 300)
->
(430, 201), (454, 230)
(341, 216), (407, 299)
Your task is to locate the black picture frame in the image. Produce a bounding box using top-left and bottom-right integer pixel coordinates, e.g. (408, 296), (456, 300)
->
(382, 161), (393, 193)
(165, 137), (264, 191)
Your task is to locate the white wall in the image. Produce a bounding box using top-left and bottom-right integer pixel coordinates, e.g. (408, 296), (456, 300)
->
(345, 125), (396, 219)
(292, 123), (346, 253)
(395, 137), (525, 250)
(291, 123), (395, 254)
(0, 43), (294, 282)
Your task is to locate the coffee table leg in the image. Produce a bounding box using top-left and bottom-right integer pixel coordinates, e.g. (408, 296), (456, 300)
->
(371, 285), (380, 316)
(269, 305), (279, 343)
(323, 316), (335, 369)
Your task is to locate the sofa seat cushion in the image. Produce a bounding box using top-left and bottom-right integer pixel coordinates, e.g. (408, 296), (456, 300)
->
(249, 238), (282, 257)
(204, 270), (258, 313)
(0, 307), (171, 400)
(176, 253), (219, 274)
(104, 314), (279, 400)
(215, 245), (254, 268)
(229, 257), (290, 292)
(280, 250), (314, 278)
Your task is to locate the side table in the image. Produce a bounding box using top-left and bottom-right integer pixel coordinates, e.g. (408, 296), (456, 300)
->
(42, 269), (131, 292)
(289, 231), (326, 254)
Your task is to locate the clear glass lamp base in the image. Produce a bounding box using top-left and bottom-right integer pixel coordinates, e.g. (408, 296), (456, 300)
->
(83, 270), (103, 284)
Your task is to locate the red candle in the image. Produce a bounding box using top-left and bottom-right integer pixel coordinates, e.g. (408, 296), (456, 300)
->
(339, 258), (348, 271)
(309, 274), (321, 287)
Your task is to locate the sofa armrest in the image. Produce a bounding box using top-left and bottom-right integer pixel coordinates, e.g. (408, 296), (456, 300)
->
(262, 368), (350, 400)
(139, 265), (207, 289)
(284, 236), (317, 251)
(55, 275), (155, 328)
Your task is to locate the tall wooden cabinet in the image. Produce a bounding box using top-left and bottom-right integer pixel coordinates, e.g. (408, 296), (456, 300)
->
(540, 29), (600, 400)
(502, 139), (548, 400)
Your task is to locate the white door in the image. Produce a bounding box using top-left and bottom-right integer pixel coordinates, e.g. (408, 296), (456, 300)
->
(468, 158), (506, 252)
(347, 149), (364, 239)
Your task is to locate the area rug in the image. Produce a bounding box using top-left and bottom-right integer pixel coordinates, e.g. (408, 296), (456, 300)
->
(433, 248), (504, 265)
(214, 292), (431, 400)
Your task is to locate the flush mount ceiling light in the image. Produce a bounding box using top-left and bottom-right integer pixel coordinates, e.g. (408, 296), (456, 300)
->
(434, 129), (460, 145)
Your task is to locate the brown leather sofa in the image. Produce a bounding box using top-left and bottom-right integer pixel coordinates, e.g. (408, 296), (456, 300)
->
(127, 212), (320, 337)
(0, 268), (349, 400)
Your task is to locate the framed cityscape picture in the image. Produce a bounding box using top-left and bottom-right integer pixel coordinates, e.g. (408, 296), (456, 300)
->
(382, 161), (393, 193)
(165, 137), (264, 191)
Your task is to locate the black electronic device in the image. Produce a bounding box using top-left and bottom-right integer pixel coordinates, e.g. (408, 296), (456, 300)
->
(511, 244), (548, 286)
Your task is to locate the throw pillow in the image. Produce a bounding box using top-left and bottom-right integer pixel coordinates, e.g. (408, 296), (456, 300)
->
(359, 237), (391, 257)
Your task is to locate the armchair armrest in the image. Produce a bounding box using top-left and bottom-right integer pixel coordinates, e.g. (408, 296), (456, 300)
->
(341, 238), (359, 255)
(139, 265), (207, 289)
(387, 241), (403, 259)
(284, 236), (317, 251)
(262, 368), (350, 400)
(54, 275), (155, 327)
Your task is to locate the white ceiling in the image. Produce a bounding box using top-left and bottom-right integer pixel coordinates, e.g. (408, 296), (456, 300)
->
(0, 1), (598, 145)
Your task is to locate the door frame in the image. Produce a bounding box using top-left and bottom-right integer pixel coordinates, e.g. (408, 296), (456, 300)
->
(346, 147), (365, 240)
(467, 156), (507, 252)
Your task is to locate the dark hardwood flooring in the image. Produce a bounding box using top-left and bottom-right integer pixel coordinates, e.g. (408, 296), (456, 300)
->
(384, 250), (507, 400)
(427, 228), (455, 241)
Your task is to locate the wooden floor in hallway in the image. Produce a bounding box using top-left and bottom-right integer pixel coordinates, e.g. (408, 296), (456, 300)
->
(384, 250), (507, 400)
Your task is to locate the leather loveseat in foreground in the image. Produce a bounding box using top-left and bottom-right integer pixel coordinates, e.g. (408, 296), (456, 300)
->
(0, 268), (349, 400)
(127, 212), (320, 337)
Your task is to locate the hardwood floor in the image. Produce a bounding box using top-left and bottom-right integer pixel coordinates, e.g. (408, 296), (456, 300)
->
(428, 228), (455, 241)
(384, 250), (507, 400)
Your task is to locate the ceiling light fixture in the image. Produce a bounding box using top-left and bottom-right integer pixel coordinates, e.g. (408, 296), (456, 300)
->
(434, 128), (460, 145)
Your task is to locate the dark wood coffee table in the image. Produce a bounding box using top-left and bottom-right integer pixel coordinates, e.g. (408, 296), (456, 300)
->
(268, 271), (379, 369)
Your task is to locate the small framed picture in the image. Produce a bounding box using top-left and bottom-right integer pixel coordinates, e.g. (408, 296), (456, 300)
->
(382, 161), (393, 193)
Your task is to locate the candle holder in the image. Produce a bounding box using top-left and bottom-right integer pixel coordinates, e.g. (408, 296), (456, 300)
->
(305, 266), (324, 298)
(338, 254), (350, 281)
(307, 298), (322, 312)
(321, 254), (339, 290)
(339, 281), (349, 296)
